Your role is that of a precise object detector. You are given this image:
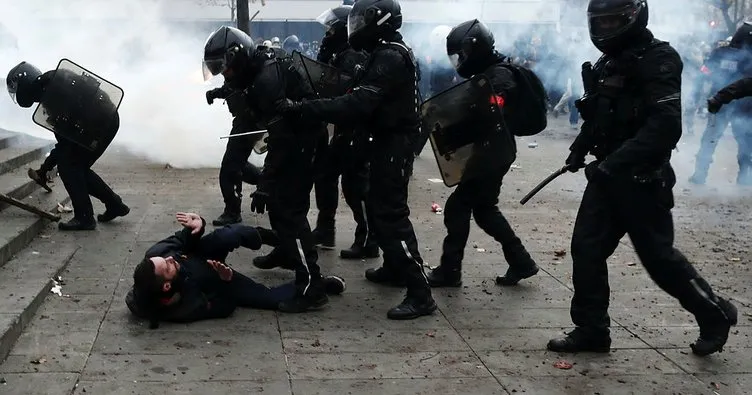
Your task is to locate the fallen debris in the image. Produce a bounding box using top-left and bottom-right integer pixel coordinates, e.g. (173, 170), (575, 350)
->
(56, 203), (73, 213)
(554, 249), (567, 257)
(553, 360), (573, 370)
(30, 358), (47, 365)
(431, 202), (443, 214)
(528, 142), (538, 148)
(727, 257), (741, 262)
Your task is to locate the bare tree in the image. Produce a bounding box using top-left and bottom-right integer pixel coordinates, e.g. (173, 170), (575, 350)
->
(708, 0), (751, 34)
(226, 0), (237, 22)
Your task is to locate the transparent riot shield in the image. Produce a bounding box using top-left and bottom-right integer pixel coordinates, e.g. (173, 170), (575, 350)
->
(291, 51), (352, 98)
(32, 59), (123, 152)
(421, 75), (503, 187)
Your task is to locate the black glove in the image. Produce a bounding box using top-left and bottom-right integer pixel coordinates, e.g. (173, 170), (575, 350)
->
(584, 161), (611, 183)
(565, 151), (587, 173)
(206, 89), (218, 105)
(250, 190), (269, 214)
(276, 98), (302, 114)
(707, 97), (722, 114)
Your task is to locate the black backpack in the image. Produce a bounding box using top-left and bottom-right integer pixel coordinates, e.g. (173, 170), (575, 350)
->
(500, 62), (548, 136)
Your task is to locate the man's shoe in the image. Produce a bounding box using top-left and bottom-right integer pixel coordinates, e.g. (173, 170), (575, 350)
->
(28, 168), (52, 193)
(278, 292), (329, 313)
(427, 266), (462, 288)
(340, 243), (380, 260)
(324, 275), (346, 295)
(547, 328), (611, 353)
(689, 173), (707, 185)
(365, 267), (405, 287)
(97, 203), (130, 223)
(312, 228), (335, 250)
(212, 212), (241, 226)
(496, 264), (540, 286)
(58, 218), (96, 231)
(387, 296), (437, 320)
(691, 298), (738, 356)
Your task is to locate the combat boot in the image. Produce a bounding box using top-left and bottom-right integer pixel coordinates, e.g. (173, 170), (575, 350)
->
(312, 228), (335, 250)
(97, 202), (130, 223)
(58, 217), (96, 231)
(387, 295), (437, 320)
(365, 266), (405, 287)
(691, 298), (738, 356)
(547, 328), (611, 353)
(27, 168), (52, 193)
(212, 211), (241, 226)
(340, 243), (379, 260)
(253, 248), (294, 270)
(278, 280), (329, 313)
(324, 275), (346, 295)
(427, 265), (462, 287)
(497, 247), (540, 286)
(496, 264), (540, 286)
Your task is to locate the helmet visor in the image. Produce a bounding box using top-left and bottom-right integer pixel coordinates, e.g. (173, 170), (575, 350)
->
(6, 77), (18, 103)
(316, 9), (338, 29)
(448, 53), (460, 69)
(347, 14), (366, 39)
(588, 4), (640, 40)
(202, 57), (226, 81)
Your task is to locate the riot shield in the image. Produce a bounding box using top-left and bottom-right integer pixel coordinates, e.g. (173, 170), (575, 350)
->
(291, 51), (352, 98)
(32, 59), (123, 152)
(421, 75), (503, 187)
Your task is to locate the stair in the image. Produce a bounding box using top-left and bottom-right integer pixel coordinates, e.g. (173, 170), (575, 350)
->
(0, 128), (73, 363)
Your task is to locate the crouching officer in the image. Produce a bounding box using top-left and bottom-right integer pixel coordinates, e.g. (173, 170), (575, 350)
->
(126, 212), (345, 328)
(311, 4), (378, 259)
(6, 61), (130, 230)
(549, 0), (737, 356)
(280, 0), (436, 320)
(427, 20), (539, 288)
(203, 26), (331, 313)
(206, 83), (263, 226)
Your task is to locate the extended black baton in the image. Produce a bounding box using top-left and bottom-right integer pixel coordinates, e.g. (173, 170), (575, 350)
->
(519, 165), (572, 205)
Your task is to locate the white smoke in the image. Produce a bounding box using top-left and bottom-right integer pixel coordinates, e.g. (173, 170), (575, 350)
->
(0, 0), (233, 168)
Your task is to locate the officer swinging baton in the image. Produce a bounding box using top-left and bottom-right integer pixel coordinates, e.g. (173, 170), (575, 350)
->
(519, 164), (572, 205)
(219, 130), (268, 139)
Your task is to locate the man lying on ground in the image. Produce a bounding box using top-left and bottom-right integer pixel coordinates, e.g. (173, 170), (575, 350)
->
(125, 212), (345, 328)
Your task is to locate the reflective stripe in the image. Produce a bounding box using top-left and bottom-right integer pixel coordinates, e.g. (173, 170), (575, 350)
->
(357, 85), (379, 94)
(401, 240), (428, 283)
(360, 200), (370, 247)
(296, 239), (311, 295)
(656, 92), (680, 104)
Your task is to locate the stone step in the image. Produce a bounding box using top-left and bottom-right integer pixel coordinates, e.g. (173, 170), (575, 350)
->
(0, 183), (70, 269)
(0, 167), (53, 213)
(0, 140), (54, 177)
(0, 129), (21, 151)
(0, 234), (79, 364)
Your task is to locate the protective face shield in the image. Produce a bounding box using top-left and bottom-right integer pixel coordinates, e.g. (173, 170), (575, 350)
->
(6, 61), (42, 105)
(202, 26), (255, 81)
(448, 53), (461, 69)
(588, 0), (645, 43)
(271, 37), (281, 48)
(317, 9), (339, 32)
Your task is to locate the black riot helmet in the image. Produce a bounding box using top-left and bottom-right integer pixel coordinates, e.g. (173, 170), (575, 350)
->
(587, 0), (649, 54)
(347, 0), (402, 51)
(282, 35), (301, 53)
(6, 61), (42, 108)
(446, 19), (495, 79)
(317, 5), (352, 38)
(730, 22), (752, 50)
(202, 26), (256, 85)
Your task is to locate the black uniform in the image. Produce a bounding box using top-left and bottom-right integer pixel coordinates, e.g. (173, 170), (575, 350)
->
(548, 8), (737, 356)
(210, 84), (263, 225)
(9, 64), (129, 230)
(311, 45), (377, 257)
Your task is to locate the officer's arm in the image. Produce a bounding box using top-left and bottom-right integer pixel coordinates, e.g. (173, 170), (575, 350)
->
(600, 50), (683, 173)
(714, 77), (752, 104)
(299, 50), (405, 124)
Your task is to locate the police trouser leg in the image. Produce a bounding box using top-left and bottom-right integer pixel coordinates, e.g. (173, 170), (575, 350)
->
(693, 112), (729, 182)
(56, 142), (96, 222)
(731, 120), (752, 185)
(313, 131), (339, 231)
(219, 122), (255, 215)
(570, 181), (625, 335)
(340, 139), (375, 247)
(369, 137), (430, 298)
(439, 186), (473, 270)
(268, 169), (321, 296)
(613, 175), (732, 326)
(84, 168), (123, 209)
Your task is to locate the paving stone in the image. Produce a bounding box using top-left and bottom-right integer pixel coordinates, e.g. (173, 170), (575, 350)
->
(10, 330), (97, 355)
(692, 373), (752, 394)
(633, 326), (752, 350)
(290, 377), (506, 395)
(287, 351), (491, 380)
(24, 312), (105, 333)
(458, 327), (648, 352)
(0, 373), (78, 395)
(282, 329), (469, 353)
(494, 374), (709, 395)
(73, 380), (292, 395)
(36, 294), (112, 314)
(434, 276), (572, 310)
(444, 307), (572, 329)
(92, 329), (283, 354)
(659, 349), (752, 375)
(0, 352), (89, 373)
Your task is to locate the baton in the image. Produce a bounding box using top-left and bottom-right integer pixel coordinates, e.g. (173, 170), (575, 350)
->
(219, 130), (268, 139)
(519, 165), (572, 205)
(250, 10), (260, 22)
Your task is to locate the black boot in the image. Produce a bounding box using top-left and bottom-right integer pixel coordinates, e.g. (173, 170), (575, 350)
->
(97, 202), (130, 223)
(253, 249), (294, 270)
(547, 328), (611, 353)
(496, 264), (540, 286)
(256, 227), (280, 247)
(28, 168), (52, 193)
(312, 228), (335, 250)
(387, 295), (437, 320)
(324, 275), (346, 295)
(340, 243), (379, 260)
(365, 266), (405, 287)
(212, 211), (241, 226)
(427, 266), (462, 288)
(278, 281), (329, 313)
(58, 218), (96, 231)
(691, 298), (738, 356)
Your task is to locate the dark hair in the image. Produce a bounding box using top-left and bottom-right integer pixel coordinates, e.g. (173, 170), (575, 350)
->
(133, 257), (163, 329)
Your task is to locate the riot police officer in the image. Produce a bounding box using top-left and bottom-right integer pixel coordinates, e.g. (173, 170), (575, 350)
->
(282, 35), (302, 54)
(203, 26), (329, 313)
(548, 0), (737, 356)
(6, 62), (130, 231)
(310, 4), (378, 259)
(207, 83), (263, 226)
(280, 0), (436, 320)
(690, 22), (752, 185)
(427, 20), (539, 289)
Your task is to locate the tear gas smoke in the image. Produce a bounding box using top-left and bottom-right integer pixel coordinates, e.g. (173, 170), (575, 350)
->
(0, 0), (240, 168)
